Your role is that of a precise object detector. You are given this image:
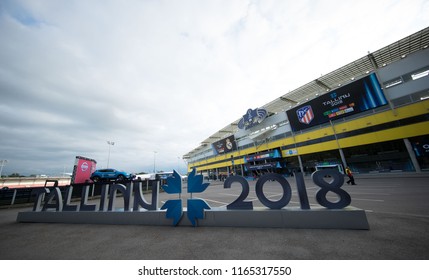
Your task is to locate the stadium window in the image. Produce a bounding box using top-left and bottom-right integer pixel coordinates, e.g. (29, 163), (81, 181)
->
(384, 77), (403, 88)
(411, 69), (429, 80)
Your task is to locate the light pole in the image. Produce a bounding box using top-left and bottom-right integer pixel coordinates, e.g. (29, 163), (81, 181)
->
(0, 160), (8, 178)
(177, 157), (181, 174)
(107, 141), (115, 168)
(153, 151), (157, 173)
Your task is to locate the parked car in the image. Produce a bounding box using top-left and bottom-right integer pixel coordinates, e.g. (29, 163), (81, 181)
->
(90, 169), (135, 182)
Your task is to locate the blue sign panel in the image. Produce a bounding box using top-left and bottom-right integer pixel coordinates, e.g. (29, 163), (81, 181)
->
(238, 108), (268, 130)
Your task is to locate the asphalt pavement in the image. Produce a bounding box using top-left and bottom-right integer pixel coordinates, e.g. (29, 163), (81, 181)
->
(0, 173), (428, 260)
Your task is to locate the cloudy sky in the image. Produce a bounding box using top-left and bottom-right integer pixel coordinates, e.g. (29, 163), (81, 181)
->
(1, 0), (428, 176)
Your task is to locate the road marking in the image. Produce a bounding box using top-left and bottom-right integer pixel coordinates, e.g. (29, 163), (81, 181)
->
(369, 210), (429, 218)
(197, 198), (229, 206)
(219, 192), (241, 196)
(219, 192), (258, 200)
(347, 192), (391, 196)
(352, 198), (384, 202)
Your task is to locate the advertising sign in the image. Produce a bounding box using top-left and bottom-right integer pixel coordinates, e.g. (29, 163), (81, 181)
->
(238, 108), (268, 130)
(246, 162), (281, 170)
(212, 135), (237, 155)
(286, 73), (388, 131)
(71, 156), (97, 184)
(244, 149), (281, 162)
(17, 168), (369, 230)
(412, 139), (429, 157)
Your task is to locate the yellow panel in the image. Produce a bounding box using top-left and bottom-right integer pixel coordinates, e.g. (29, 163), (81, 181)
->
(298, 141), (339, 155)
(334, 100), (429, 133)
(338, 133), (378, 148)
(338, 122), (429, 148)
(294, 127), (338, 145)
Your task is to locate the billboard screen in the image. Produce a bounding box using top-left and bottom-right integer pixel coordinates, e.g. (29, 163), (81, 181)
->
(212, 135), (237, 155)
(286, 73), (387, 131)
(244, 149), (281, 162)
(411, 137), (429, 157)
(71, 156), (97, 184)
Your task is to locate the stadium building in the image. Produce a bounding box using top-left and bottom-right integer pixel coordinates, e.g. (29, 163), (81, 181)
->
(184, 27), (429, 178)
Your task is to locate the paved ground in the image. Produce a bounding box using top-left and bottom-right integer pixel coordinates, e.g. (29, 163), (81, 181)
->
(0, 173), (428, 260)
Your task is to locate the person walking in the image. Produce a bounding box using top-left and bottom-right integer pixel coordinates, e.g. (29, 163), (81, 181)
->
(345, 166), (356, 185)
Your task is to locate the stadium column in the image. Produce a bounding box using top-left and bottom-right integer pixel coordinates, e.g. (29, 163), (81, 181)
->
(338, 149), (347, 171)
(298, 155), (305, 174)
(291, 130), (305, 174)
(403, 138), (422, 172)
(330, 120), (348, 169)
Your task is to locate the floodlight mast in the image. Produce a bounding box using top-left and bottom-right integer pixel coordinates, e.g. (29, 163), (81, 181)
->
(0, 159), (8, 178)
(107, 141), (115, 168)
(153, 151), (157, 173)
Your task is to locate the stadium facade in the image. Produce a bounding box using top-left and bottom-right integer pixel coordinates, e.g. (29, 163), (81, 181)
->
(184, 27), (429, 178)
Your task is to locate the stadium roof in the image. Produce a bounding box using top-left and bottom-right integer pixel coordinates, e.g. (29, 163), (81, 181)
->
(184, 26), (429, 159)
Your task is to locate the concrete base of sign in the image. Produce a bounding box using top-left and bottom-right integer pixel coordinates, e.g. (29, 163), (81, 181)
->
(201, 207), (369, 229)
(17, 206), (369, 229)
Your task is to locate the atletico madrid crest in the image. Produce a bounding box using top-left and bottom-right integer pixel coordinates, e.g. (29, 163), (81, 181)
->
(296, 105), (314, 125)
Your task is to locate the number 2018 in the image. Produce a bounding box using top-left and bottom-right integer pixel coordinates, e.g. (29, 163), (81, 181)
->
(223, 169), (351, 210)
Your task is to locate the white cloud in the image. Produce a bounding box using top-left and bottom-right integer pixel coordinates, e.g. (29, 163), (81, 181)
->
(0, 0), (428, 175)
